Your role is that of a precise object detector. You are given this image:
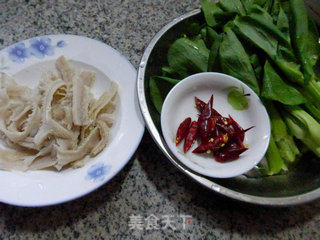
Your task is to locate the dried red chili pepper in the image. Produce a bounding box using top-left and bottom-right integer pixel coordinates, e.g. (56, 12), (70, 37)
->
(215, 115), (253, 142)
(192, 134), (228, 153)
(215, 152), (242, 162)
(199, 117), (216, 142)
(221, 141), (246, 154)
(215, 147), (248, 162)
(212, 109), (222, 117)
(176, 94), (250, 163)
(195, 96), (221, 118)
(184, 121), (198, 153)
(208, 117), (216, 135)
(216, 122), (235, 136)
(198, 115), (206, 142)
(224, 147), (248, 156)
(195, 97), (206, 113)
(227, 115), (246, 141)
(198, 117), (217, 141)
(176, 117), (191, 146)
(215, 115), (229, 125)
(202, 95), (213, 119)
(244, 126), (254, 132)
(198, 95), (215, 142)
(214, 140), (248, 162)
(213, 125), (224, 137)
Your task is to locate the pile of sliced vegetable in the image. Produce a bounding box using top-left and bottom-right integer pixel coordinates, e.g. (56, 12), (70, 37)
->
(150, 0), (320, 175)
(176, 95), (252, 162)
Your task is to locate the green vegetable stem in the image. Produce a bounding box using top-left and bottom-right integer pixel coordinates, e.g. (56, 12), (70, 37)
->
(265, 134), (287, 175)
(284, 106), (320, 157)
(266, 102), (299, 164)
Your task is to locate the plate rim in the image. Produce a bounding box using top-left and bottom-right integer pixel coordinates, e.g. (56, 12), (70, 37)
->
(0, 34), (145, 207)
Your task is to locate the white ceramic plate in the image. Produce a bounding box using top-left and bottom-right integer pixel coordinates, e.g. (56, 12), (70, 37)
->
(161, 72), (270, 178)
(0, 34), (144, 206)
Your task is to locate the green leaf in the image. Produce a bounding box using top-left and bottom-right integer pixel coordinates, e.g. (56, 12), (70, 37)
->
(201, 0), (236, 28)
(154, 76), (180, 85)
(167, 38), (210, 78)
(249, 53), (263, 80)
(186, 22), (202, 36)
(290, 0), (318, 83)
(307, 16), (320, 67)
(280, 1), (290, 15)
(277, 45), (295, 62)
(261, 61), (306, 105)
(262, 0), (273, 13)
(253, 0), (268, 6)
(227, 86), (249, 110)
(200, 27), (208, 45)
(217, 0), (246, 15)
(149, 77), (163, 113)
(206, 27), (222, 71)
(206, 27), (219, 48)
(234, 15), (278, 57)
(244, 0), (273, 13)
(149, 76), (180, 113)
(249, 53), (260, 68)
(270, 0), (280, 22)
(277, 6), (290, 39)
(201, 0), (224, 27)
(219, 27), (260, 95)
(271, 0), (291, 45)
(234, 15), (304, 85)
(240, 0), (255, 13)
(240, 0), (251, 13)
(273, 57), (304, 85)
(162, 66), (175, 75)
(193, 38), (207, 50)
(243, 5), (290, 48)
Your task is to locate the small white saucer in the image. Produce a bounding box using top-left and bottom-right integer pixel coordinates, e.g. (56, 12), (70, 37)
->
(161, 72), (270, 178)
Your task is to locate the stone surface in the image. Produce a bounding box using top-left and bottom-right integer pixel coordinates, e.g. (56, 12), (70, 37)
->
(0, 0), (320, 239)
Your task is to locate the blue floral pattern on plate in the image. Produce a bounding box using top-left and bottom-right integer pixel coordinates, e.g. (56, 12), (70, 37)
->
(86, 163), (111, 182)
(29, 37), (54, 58)
(6, 37), (66, 63)
(7, 42), (30, 63)
(57, 40), (67, 48)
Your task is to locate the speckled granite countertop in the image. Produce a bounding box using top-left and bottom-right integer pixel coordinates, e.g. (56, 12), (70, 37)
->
(0, 0), (320, 239)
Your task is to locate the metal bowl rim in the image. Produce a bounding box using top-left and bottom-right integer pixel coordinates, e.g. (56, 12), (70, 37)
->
(136, 9), (320, 206)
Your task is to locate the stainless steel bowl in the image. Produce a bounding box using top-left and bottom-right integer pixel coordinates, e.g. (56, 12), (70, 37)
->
(137, 9), (320, 206)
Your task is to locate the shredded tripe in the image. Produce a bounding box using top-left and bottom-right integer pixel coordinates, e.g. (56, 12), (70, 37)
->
(0, 56), (118, 171)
